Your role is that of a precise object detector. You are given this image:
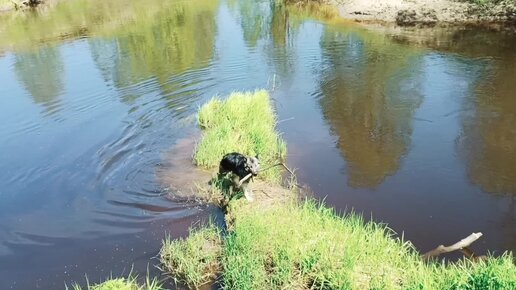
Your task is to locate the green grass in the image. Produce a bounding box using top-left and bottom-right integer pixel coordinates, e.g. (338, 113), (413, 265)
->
(160, 225), (222, 289)
(160, 198), (516, 289)
(194, 90), (287, 182)
(223, 199), (516, 289)
(69, 275), (163, 290)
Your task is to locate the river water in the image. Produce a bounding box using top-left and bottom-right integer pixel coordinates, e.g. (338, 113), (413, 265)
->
(1, 0), (515, 288)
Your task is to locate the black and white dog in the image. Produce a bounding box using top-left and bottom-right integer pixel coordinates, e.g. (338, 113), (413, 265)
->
(219, 152), (260, 201)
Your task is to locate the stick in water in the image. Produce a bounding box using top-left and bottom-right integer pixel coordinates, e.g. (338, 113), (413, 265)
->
(421, 232), (483, 260)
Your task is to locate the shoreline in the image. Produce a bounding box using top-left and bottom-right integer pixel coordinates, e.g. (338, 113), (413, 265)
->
(320, 0), (516, 26)
(3, 0), (515, 29)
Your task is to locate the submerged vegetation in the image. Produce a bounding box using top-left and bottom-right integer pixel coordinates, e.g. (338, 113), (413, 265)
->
(159, 90), (516, 289)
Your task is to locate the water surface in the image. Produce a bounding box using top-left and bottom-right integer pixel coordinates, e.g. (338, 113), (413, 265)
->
(1, 0), (516, 288)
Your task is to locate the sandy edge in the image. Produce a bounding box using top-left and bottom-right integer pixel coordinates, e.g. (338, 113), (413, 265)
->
(325, 0), (516, 25)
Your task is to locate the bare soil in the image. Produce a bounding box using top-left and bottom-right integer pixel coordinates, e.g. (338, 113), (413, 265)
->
(328, 0), (516, 25)
(158, 133), (304, 208)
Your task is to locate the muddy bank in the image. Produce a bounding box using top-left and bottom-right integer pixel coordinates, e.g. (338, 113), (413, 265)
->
(158, 131), (303, 210)
(326, 0), (516, 25)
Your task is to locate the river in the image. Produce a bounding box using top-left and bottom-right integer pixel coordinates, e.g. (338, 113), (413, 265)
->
(0, 0), (515, 288)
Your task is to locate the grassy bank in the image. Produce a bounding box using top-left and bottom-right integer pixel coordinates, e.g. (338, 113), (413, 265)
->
(163, 198), (516, 289)
(160, 225), (222, 288)
(194, 90), (287, 182)
(160, 90), (516, 289)
(224, 200), (516, 289)
(69, 276), (163, 290)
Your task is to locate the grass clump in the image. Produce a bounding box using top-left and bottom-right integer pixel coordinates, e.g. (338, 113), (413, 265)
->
(194, 90), (287, 182)
(222, 199), (516, 290)
(223, 200), (419, 289)
(160, 224), (222, 289)
(70, 276), (163, 290)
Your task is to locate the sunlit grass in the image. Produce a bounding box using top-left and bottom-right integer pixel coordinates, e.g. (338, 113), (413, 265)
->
(222, 199), (516, 289)
(160, 224), (222, 289)
(194, 90), (287, 182)
(160, 198), (516, 289)
(69, 275), (163, 290)
(223, 199), (414, 289)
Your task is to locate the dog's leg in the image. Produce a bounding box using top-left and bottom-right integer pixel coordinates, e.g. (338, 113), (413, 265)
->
(231, 175), (240, 199)
(242, 182), (254, 202)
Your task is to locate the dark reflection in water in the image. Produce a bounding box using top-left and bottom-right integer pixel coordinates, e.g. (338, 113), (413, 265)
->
(319, 29), (423, 188)
(1, 0), (516, 288)
(14, 46), (64, 115)
(457, 53), (516, 194)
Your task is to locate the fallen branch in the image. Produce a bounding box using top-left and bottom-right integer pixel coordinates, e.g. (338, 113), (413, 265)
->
(260, 162), (295, 176)
(279, 162), (295, 176)
(421, 232), (483, 261)
(238, 162), (297, 188)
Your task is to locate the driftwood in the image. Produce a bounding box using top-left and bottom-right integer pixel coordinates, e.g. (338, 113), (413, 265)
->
(421, 232), (483, 261)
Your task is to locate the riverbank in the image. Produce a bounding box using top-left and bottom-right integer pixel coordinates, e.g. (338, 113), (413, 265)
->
(296, 0), (516, 25)
(158, 90), (516, 289)
(0, 0), (46, 12)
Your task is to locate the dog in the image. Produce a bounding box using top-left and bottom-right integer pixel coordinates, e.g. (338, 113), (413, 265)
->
(219, 152), (260, 201)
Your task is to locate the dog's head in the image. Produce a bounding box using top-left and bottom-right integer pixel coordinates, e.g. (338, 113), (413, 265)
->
(246, 155), (260, 176)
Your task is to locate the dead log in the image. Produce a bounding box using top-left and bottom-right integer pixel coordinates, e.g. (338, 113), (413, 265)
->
(421, 232), (483, 261)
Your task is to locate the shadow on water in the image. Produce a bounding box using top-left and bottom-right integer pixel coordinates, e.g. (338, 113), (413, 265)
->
(1, 0), (516, 288)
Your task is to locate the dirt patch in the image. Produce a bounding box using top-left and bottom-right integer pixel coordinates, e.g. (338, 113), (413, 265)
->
(330, 0), (516, 25)
(158, 132), (307, 208)
(157, 132), (214, 202)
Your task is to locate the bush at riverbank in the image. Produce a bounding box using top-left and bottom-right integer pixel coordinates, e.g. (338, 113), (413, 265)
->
(160, 90), (516, 289)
